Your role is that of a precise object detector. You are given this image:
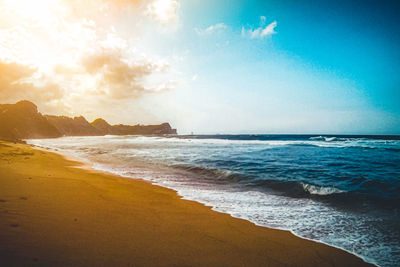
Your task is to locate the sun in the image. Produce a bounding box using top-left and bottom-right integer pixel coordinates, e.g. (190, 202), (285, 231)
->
(0, 0), (72, 68)
(2, 0), (62, 22)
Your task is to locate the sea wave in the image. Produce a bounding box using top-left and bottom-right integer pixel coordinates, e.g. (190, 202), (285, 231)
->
(309, 136), (342, 142)
(301, 183), (345, 195)
(170, 164), (348, 198)
(171, 164), (246, 184)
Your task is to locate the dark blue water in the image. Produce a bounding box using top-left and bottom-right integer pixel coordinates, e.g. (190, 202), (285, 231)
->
(177, 135), (400, 206)
(29, 135), (400, 266)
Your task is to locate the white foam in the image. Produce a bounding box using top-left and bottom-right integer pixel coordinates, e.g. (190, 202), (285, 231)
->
(301, 183), (345, 195)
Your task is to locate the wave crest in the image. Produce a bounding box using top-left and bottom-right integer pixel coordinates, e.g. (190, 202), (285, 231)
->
(301, 183), (345, 195)
(309, 136), (341, 142)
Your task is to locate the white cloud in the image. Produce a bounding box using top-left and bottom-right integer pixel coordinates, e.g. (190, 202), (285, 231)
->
(145, 0), (179, 24)
(260, 16), (266, 25)
(194, 23), (227, 35)
(0, 60), (67, 114)
(260, 21), (277, 37)
(0, 0), (182, 118)
(242, 17), (277, 39)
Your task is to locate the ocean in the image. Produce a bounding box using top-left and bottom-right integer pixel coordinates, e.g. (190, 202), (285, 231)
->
(28, 134), (400, 266)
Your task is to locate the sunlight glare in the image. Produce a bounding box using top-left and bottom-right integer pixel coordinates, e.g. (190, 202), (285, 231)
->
(148, 0), (177, 23)
(3, 0), (61, 21)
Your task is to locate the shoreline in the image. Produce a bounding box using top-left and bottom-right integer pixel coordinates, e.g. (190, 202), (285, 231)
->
(34, 143), (377, 266)
(0, 140), (373, 266)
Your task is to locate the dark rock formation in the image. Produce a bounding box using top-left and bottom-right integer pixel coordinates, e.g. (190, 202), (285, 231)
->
(45, 115), (101, 136)
(0, 101), (61, 140)
(0, 100), (177, 141)
(91, 119), (177, 135)
(91, 118), (118, 135)
(112, 123), (177, 135)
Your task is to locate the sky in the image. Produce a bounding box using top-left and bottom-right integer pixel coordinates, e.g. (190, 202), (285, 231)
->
(0, 0), (399, 134)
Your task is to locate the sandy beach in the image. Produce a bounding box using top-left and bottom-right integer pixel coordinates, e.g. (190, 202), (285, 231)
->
(0, 140), (372, 266)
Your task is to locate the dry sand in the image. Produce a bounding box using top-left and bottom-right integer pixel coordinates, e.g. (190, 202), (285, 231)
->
(0, 141), (372, 266)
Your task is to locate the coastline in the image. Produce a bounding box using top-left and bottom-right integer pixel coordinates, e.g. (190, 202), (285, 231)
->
(0, 140), (373, 266)
(36, 141), (378, 266)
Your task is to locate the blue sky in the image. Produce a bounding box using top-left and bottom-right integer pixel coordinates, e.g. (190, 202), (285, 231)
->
(139, 0), (400, 134)
(1, 0), (399, 134)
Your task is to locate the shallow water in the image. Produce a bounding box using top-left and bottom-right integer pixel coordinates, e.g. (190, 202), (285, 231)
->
(28, 134), (400, 266)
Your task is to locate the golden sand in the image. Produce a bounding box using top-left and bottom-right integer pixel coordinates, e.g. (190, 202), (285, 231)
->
(0, 141), (372, 266)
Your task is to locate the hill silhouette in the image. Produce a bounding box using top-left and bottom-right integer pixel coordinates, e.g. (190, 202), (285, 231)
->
(91, 118), (118, 135)
(0, 100), (177, 141)
(46, 115), (102, 136)
(0, 101), (61, 140)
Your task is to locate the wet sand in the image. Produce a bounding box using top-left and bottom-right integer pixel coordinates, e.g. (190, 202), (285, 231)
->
(0, 141), (372, 266)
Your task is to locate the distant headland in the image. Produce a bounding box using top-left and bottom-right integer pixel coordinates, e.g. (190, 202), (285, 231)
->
(0, 100), (177, 141)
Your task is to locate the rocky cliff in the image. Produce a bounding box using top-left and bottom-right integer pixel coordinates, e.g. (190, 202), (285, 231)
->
(91, 118), (119, 135)
(0, 100), (177, 140)
(91, 119), (176, 135)
(111, 123), (177, 135)
(45, 115), (101, 136)
(0, 101), (61, 140)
